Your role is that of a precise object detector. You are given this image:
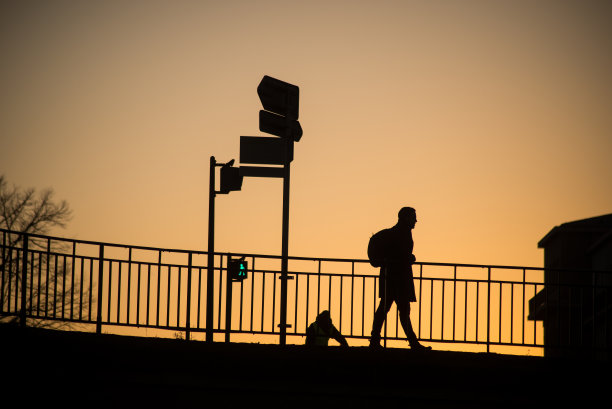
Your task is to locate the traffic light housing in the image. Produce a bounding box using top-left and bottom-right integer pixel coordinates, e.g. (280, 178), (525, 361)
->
(229, 257), (248, 282)
(219, 161), (243, 194)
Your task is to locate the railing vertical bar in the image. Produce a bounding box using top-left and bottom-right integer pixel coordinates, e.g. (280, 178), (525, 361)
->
(522, 269), (526, 345)
(429, 278), (433, 341)
(272, 269), (277, 333)
(196, 265), (202, 329)
(10, 244), (16, 314)
(70, 241), (76, 320)
(239, 268), (244, 332)
(339, 275), (343, 337)
(10, 246), (16, 314)
(360, 275), (365, 337)
(79, 257), (84, 321)
(510, 282), (514, 344)
(167, 265), (172, 328)
(260, 269), (265, 333)
(487, 267), (491, 353)
(441, 278), (445, 340)
(37, 252), (43, 316)
(533, 284), (538, 346)
(464, 279), (468, 341)
(186, 252), (192, 341)
(117, 260), (122, 324)
(453, 266), (457, 341)
(96, 244), (104, 334)
(372, 274), (377, 337)
(107, 261), (113, 323)
(350, 262), (355, 336)
(19, 234), (29, 326)
(156, 251), (161, 327)
(53, 253), (58, 318)
(498, 281), (502, 344)
(305, 271), (310, 335)
(137, 262), (142, 326)
(46, 239), (51, 318)
(224, 267), (233, 344)
(418, 264), (423, 338)
(88, 258), (93, 321)
(293, 273), (298, 334)
(146, 263), (151, 326)
(475, 281), (479, 343)
(317, 260), (321, 315)
(328, 272), (332, 313)
(61, 254), (67, 319)
(250, 257), (255, 332)
(28, 251), (34, 316)
(177, 265), (182, 328)
(127, 248), (132, 325)
(217, 255), (224, 332)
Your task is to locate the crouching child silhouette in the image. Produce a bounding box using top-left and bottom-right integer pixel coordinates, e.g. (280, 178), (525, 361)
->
(368, 206), (431, 351)
(305, 310), (349, 347)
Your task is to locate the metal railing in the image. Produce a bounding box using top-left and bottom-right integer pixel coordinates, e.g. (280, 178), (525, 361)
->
(2, 229), (610, 357)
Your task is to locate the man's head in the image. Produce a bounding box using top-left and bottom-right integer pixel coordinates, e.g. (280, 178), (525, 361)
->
(316, 310), (332, 329)
(398, 207), (417, 229)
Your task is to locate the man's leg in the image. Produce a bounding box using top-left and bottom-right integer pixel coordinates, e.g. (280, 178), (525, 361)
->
(396, 295), (430, 350)
(370, 295), (392, 346)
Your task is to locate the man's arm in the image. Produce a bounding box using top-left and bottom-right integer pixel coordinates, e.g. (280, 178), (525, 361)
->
(331, 326), (349, 347)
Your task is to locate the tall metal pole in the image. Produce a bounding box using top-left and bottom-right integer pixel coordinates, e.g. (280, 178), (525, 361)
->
(206, 156), (216, 343)
(279, 139), (292, 345)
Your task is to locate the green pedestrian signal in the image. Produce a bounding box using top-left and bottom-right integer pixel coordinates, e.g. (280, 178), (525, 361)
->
(229, 257), (248, 282)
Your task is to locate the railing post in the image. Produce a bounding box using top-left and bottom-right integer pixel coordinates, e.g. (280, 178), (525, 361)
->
(19, 233), (29, 327)
(225, 254), (233, 343)
(185, 252), (192, 341)
(96, 244), (104, 334)
(487, 267), (491, 353)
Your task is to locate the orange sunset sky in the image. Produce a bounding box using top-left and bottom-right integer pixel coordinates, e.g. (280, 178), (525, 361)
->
(2, 0), (611, 269)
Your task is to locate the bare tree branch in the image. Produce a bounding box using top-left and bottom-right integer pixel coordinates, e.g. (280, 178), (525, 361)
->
(1, 176), (80, 329)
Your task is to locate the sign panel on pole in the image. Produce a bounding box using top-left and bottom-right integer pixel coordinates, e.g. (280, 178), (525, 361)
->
(257, 75), (302, 142)
(257, 75), (299, 119)
(259, 110), (303, 142)
(240, 136), (293, 165)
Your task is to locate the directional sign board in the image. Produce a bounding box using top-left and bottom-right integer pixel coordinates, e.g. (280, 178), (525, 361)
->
(240, 136), (293, 165)
(257, 76), (299, 119)
(258, 75), (302, 141)
(259, 110), (303, 141)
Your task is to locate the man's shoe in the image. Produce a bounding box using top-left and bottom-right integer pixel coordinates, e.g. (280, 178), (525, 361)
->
(369, 339), (382, 349)
(410, 342), (432, 351)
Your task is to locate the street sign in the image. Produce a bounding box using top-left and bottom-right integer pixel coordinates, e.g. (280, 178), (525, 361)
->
(257, 75), (299, 119)
(259, 110), (303, 142)
(240, 136), (293, 165)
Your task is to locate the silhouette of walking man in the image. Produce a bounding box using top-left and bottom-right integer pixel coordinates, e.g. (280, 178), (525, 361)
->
(369, 207), (431, 350)
(305, 310), (349, 347)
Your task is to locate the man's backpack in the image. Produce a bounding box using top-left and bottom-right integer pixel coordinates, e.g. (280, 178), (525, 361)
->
(367, 229), (389, 267)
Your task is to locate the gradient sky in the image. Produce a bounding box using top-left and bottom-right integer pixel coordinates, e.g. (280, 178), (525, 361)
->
(2, 0), (611, 269)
